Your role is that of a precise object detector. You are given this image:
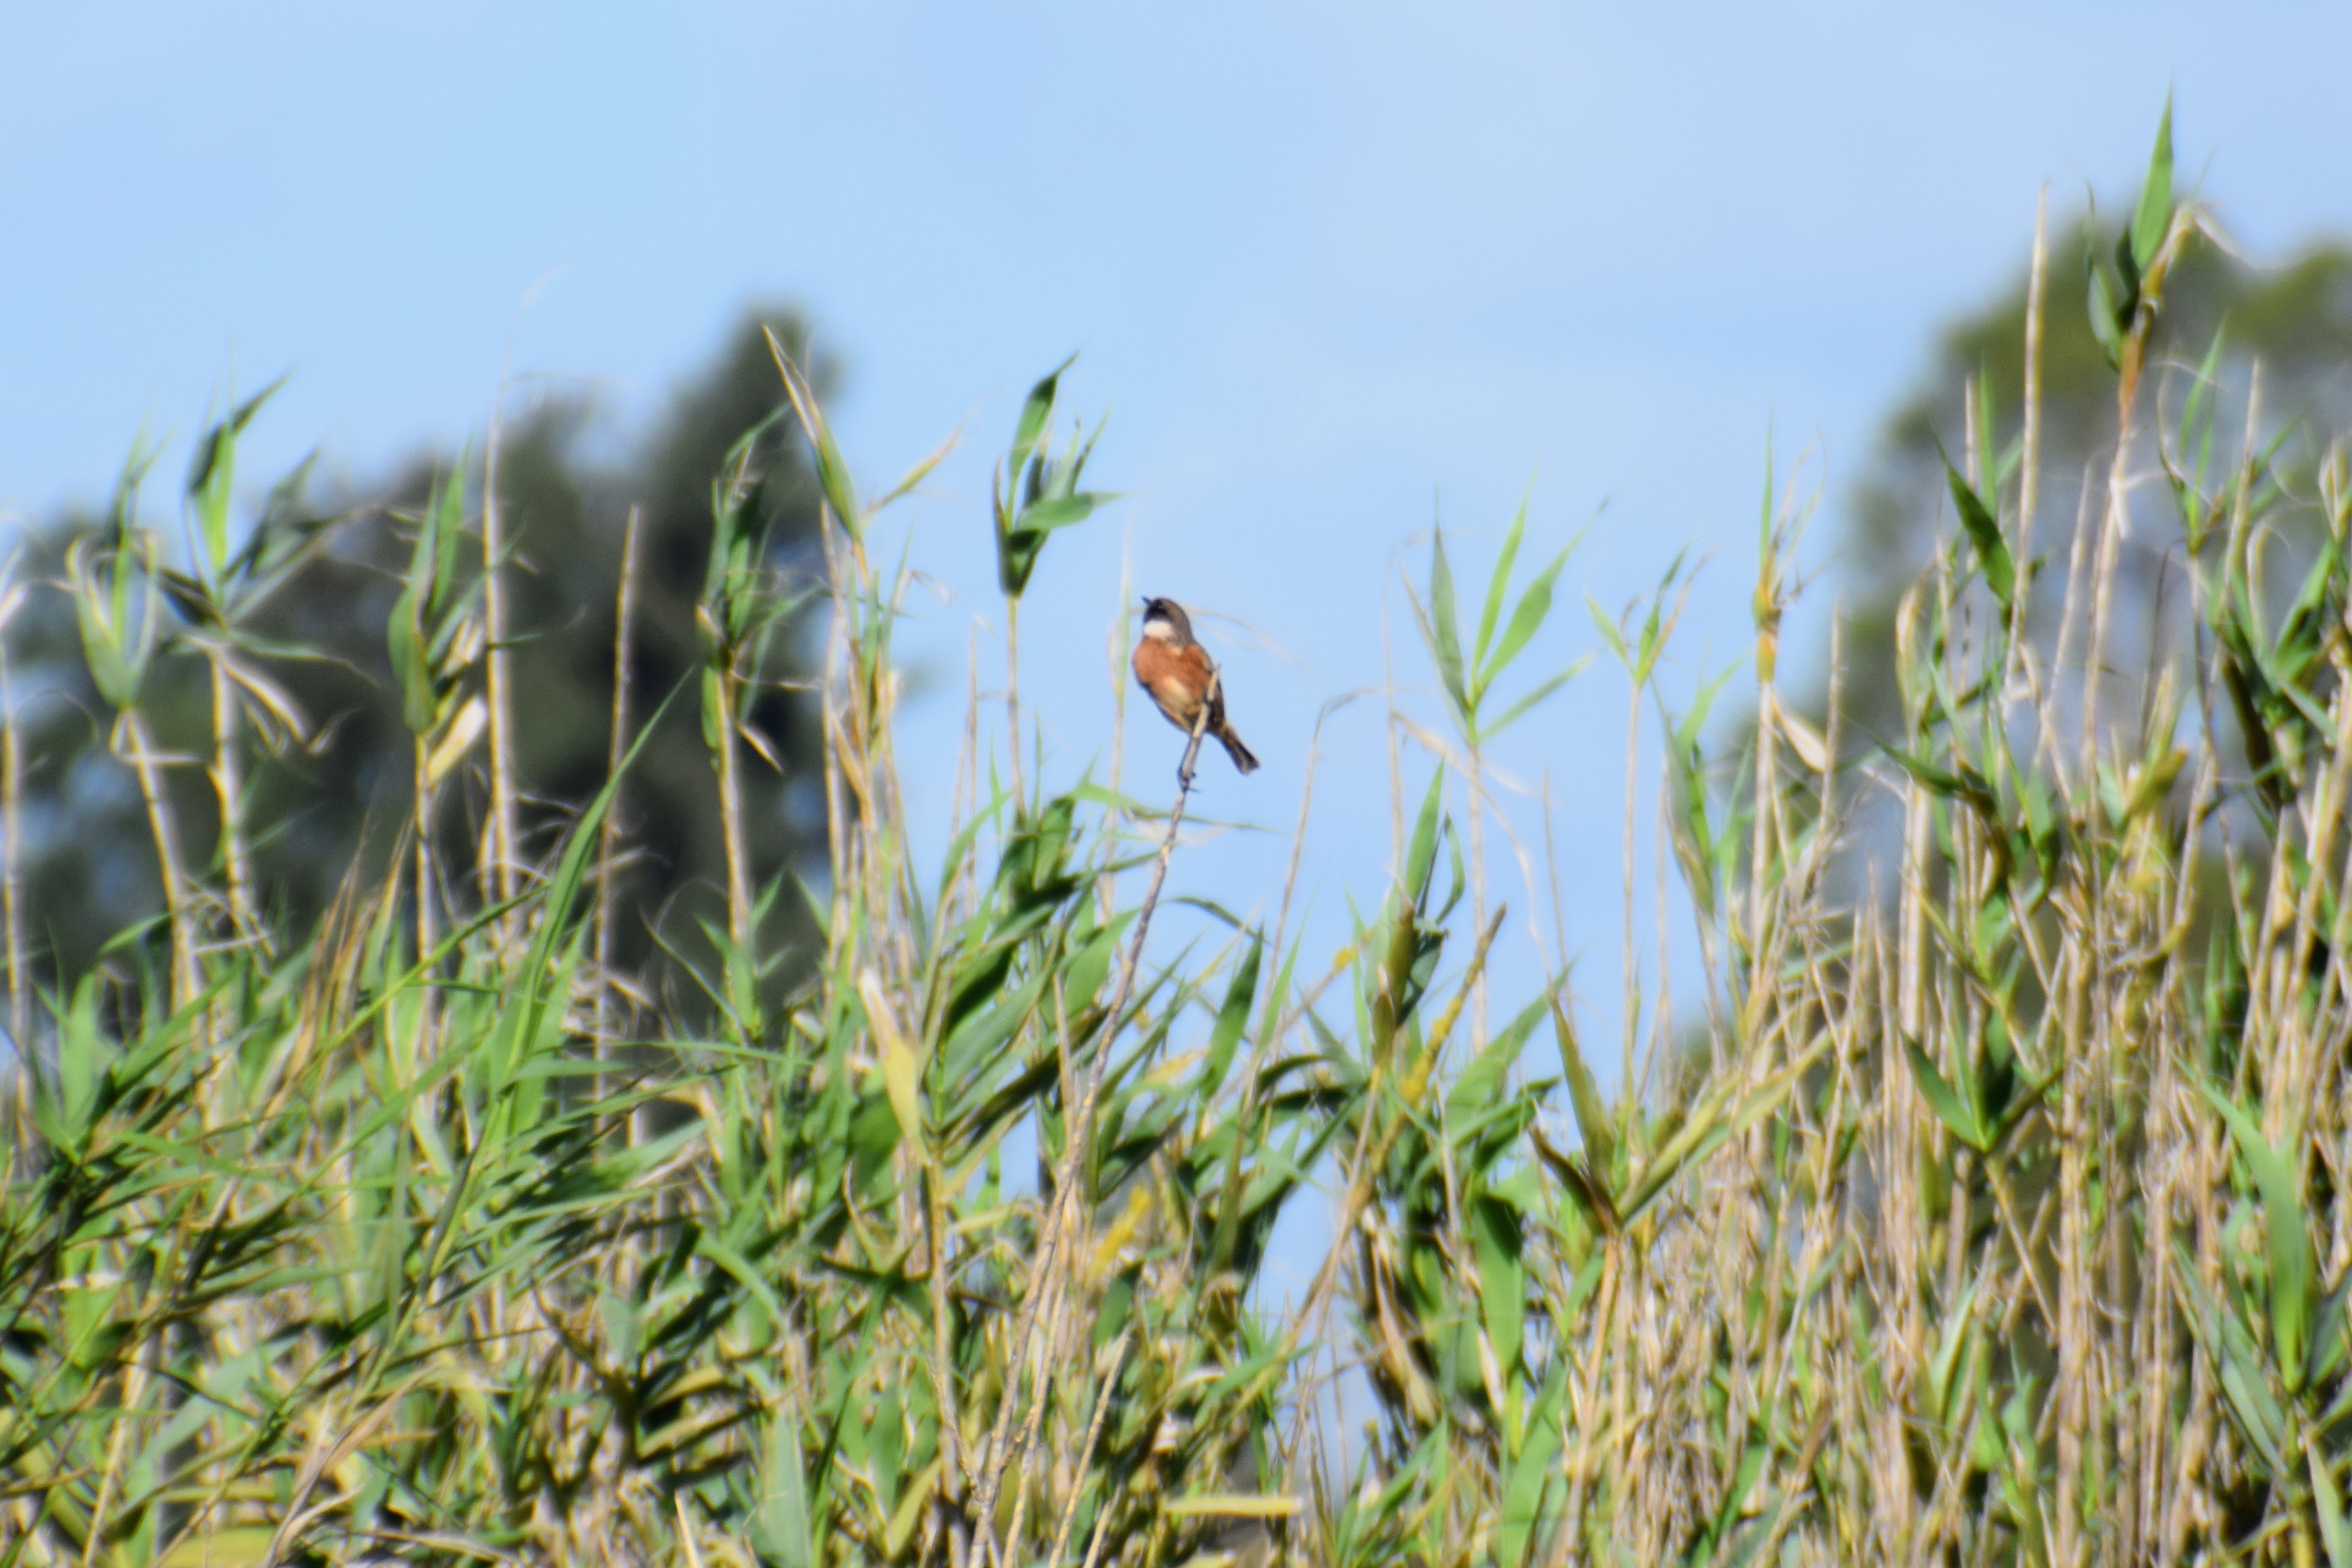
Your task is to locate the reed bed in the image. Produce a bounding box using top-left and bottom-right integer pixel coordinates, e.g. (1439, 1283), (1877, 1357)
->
(7, 111), (2352, 1567)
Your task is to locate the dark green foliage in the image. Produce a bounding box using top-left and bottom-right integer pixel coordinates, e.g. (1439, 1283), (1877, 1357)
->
(6, 311), (830, 1005)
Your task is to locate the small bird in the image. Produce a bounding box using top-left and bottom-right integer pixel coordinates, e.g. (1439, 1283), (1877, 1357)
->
(1132, 596), (1259, 774)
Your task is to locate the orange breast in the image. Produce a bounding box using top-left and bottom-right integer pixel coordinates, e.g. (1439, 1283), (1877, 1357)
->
(1134, 638), (1212, 728)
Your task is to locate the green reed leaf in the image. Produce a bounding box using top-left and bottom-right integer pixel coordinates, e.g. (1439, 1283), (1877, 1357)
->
(1943, 457), (2014, 609)
(1473, 495), (1528, 672)
(1428, 525), (1468, 722)
(2131, 91), (2175, 278)
(2199, 1081), (2318, 1391)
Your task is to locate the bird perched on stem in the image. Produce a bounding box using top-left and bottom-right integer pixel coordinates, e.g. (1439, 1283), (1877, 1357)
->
(1132, 596), (1259, 774)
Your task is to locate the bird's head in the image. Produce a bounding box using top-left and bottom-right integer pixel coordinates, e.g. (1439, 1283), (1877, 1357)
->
(1141, 596), (1193, 645)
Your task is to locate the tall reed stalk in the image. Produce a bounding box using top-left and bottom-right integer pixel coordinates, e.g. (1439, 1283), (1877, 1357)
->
(481, 390), (520, 912)
(596, 503), (643, 1056)
(0, 554), (26, 1057)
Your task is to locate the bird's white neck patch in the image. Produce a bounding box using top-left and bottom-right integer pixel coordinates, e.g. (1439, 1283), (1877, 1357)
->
(1141, 616), (1179, 643)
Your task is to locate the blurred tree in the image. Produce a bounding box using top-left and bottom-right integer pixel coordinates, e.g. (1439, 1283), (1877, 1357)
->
(1824, 225), (2352, 742)
(4, 308), (834, 1017)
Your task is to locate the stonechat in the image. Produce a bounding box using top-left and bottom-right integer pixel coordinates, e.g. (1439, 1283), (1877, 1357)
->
(1132, 596), (1259, 774)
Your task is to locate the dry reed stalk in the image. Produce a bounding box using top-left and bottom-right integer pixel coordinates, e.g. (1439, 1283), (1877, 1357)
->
(2012, 188), (2049, 676)
(1651, 733), (1675, 1075)
(1046, 1329), (1132, 1568)
(1542, 767), (1570, 973)
(939, 616), (984, 956)
(596, 506), (642, 1081)
(872, 580), (920, 985)
(1005, 593), (1026, 813)
(2042, 471), (2100, 798)
(481, 381), (520, 914)
(705, 435), (762, 968)
(117, 708), (199, 1010)
(819, 564), (851, 952)
(206, 648), (257, 944)
(411, 734), (439, 1034)
(1618, 645), (1642, 1096)
(0, 563), (25, 1058)
(1467, 733), (1490, 1047)
(2079, 206), (2193, 783)
(714, 638), (755, 963)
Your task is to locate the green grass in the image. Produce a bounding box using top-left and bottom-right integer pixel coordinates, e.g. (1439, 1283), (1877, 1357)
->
(8, 108), (2352, 1567)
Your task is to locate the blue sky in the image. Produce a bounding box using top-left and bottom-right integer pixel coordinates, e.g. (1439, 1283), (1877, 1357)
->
(7, 2), (2352, 1079)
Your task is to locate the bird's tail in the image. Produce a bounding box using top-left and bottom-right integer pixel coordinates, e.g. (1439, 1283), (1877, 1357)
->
(1218, 724), (1260, 775)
